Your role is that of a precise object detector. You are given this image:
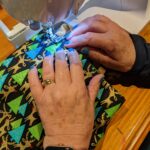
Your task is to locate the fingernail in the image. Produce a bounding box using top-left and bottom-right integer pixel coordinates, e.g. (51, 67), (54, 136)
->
(65, 32), (71, 39)
(64, 41), (71, 45)
(69, 51), (80, 64)
(45, 51), (51, 56)
(56, 47), (63, 52)
(80, 47), (89, 56)
(68, 48), (75, 52)
(44, 55), (53, 60)
(72, 24), (78, 30)
(55, 50), (66, 61)
(30, 65), (36, 70)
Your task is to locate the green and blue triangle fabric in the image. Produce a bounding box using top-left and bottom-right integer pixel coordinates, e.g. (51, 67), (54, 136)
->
(0, 25), (125, 149)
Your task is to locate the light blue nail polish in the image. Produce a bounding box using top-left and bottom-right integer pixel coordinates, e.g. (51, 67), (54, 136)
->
(80, 47), (89, 56)
(64, 41), (71, 45)
(72, 24), (78, 30)
(56, 47), (63, 52)
(68, 48), (75, 52)
(56, 50), (66, 60)
(45, 51), (51, 56)
(69, 51), (80, 64)
(30, 65), (35, 70)
(65, 32), (71, 39)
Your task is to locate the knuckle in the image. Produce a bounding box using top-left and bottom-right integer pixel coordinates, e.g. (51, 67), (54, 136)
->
(87, 18), (94, 25)
(88, 22), (97, 31)
(85, 16), (93, 23)
(93, 14), (101, 20)
(85, 32), (92, 39)
(54, 90), (62, 100)
(84, 32), (93, 43)
(77, 88), (87, 99)
(100, 15), (108, 20)
(93, 14), (109, 22)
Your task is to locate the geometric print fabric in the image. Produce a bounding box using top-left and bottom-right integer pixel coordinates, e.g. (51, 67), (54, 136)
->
(0, 27), (125, 149)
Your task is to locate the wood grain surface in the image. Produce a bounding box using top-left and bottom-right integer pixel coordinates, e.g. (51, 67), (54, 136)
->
(0, 7), (150, 150)
(96, 21), (150, 150)
(0, 8), (17, 61)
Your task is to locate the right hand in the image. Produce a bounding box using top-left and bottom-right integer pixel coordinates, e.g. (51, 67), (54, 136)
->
(65, 15), (136, 72)
(28, 50), (103, 149)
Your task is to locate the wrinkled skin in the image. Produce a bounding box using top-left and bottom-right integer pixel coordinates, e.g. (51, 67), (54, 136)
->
(66, 15), (136, 72)
(28, 50), (103, 149)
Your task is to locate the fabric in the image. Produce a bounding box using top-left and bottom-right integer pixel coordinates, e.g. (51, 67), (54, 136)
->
(0, 25), (125, 149)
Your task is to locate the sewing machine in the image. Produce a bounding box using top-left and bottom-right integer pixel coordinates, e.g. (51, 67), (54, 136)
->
(0, 1), (150, 149)
(0, 0), (85, 48)
(0, 0), (149, 48)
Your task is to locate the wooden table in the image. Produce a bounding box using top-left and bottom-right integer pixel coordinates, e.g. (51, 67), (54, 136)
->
(96, 22), (150, 150)
(0, 7), (150, 150)
(0, 8), (17, 61)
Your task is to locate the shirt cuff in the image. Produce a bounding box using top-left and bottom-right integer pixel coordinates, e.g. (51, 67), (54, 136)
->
(128, 34), (147, 74)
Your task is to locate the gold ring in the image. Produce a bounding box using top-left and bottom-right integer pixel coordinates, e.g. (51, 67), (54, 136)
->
(42, 79), (55, 87)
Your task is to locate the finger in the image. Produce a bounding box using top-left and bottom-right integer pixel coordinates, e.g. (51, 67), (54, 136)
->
(68, 50), (85, 86)
(88, 74), (104, 104)
(81, 48), (124, 71)
(67, 20), (106, 40)
(28, 67), (43, 101)
(65, 32), (113, 51)
(42, 56), (55, 81)
(55, 50), (71, 85)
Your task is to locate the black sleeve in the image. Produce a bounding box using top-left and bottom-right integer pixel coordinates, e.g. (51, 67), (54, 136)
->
(105, 34), (150, 88)
(125, 34), (150, 87)
(129, 34), (150, 75)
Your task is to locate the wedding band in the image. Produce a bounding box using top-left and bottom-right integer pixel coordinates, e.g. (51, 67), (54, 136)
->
(42, 79), (55, 87)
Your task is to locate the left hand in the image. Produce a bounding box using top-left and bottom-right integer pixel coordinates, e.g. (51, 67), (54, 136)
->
(65, 15), (136, 72)
(28, 50), (103, 149)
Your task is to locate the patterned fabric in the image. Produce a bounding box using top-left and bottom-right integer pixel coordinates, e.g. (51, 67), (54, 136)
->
(0, 26), (125, 150)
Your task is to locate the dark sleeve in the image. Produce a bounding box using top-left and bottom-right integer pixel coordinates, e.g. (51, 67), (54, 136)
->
(105, 34), (150, 88)
(120, 34), (150, 88)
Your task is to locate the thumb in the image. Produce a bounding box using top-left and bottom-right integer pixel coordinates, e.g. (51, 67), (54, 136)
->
(88, 74), (104, 104)
(80, 47), (118, 70)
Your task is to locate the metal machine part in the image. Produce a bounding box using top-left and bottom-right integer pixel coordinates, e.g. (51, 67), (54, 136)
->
(0, 0), (85, 31)
(0, 0), (84, 47)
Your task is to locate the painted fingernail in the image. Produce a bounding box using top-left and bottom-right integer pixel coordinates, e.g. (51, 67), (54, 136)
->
(55, 50), (66, 61)
(65, 32), (71, 39)
(68, 48), (75, 52)
(56, 47), (63, 52)
(72, 24), (78, 30)
(64, 41), (71, 45)
(45, 55), (53, 60)
(45, 51), (51, 56)
(30, 65), (36, 70)
(80, 47), (89, 56)
(69, 51), (80, 64)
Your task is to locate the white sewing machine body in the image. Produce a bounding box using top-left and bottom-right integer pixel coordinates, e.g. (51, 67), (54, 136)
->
(0, 0), (150, 48)
(78, 0), (150, 33)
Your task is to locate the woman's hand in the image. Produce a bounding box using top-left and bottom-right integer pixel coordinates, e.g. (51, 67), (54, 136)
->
(28, 50), (103, 149)
(65, 15), (136, 72)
